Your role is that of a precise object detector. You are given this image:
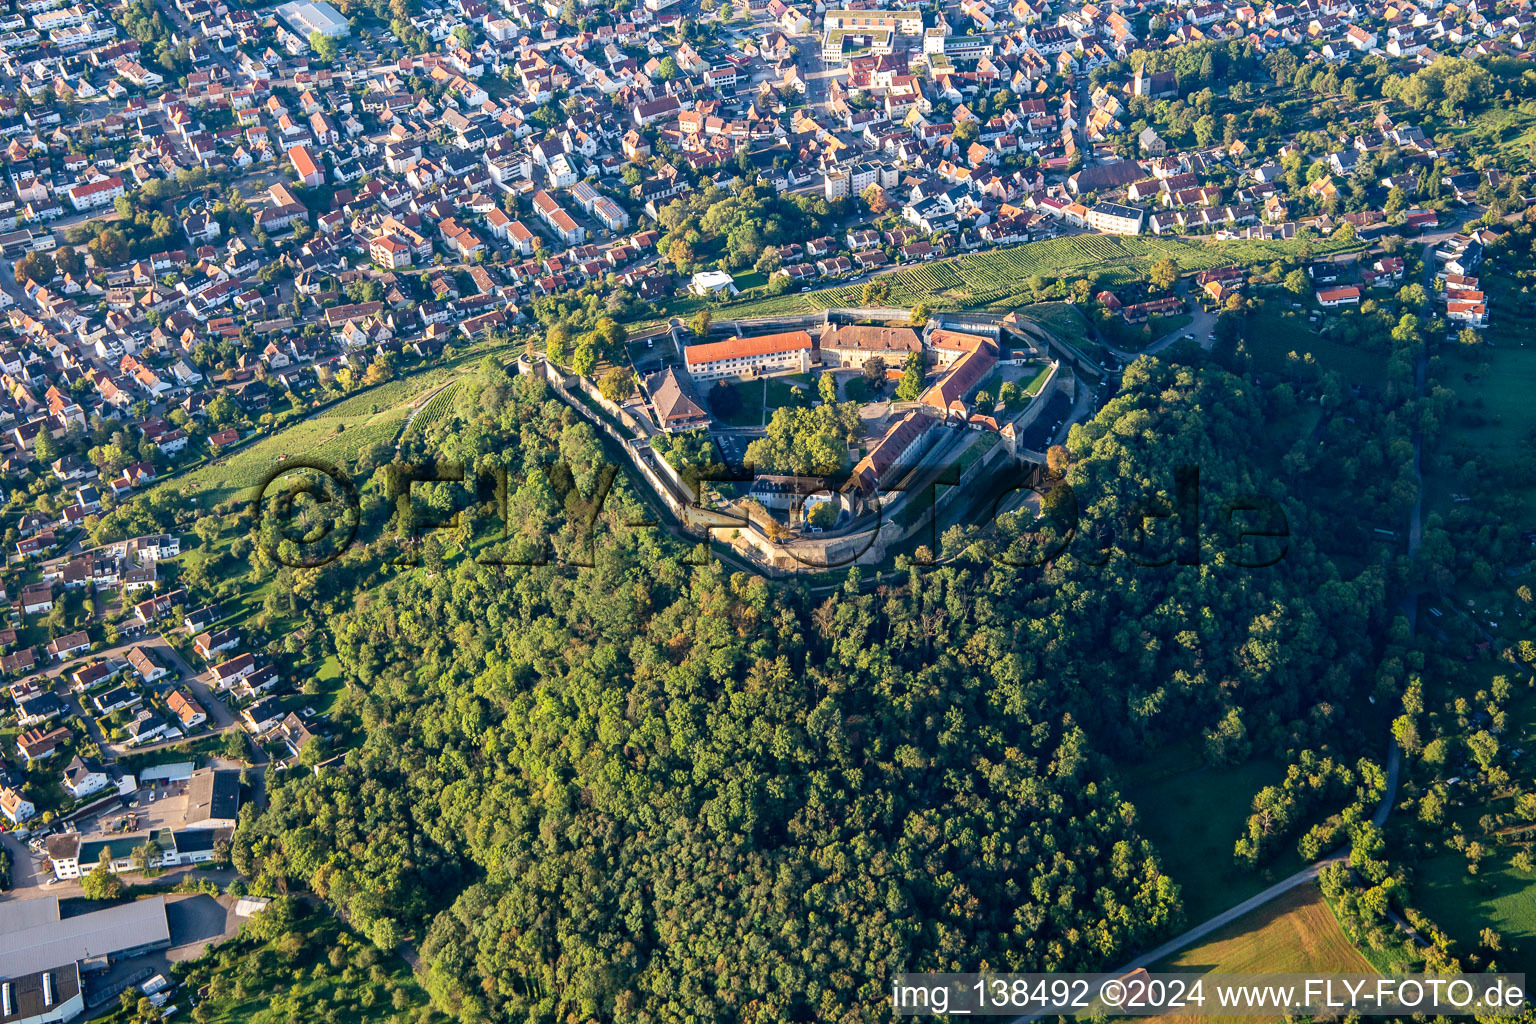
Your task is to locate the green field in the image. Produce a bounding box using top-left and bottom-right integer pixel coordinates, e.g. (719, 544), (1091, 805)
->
(652, 235), (1362, 325)
(1445, 344), (1536, 473)
(1243, 305), (1389, 387)
(765, 377), (808, 410)
(1438, 244), (1536, 521)
(1020, 363), (1054, 397)
(165, 905), (435, 1024)
(1448, 106), (1536, 172)
(1414, 851), (1536, 972)
(1019, 301), (1093, 350)
(1119, 745), (1294, 924)
(401, 380), (462, 442)
(151, 343), (511, 510)
(716, 379), (766, 427)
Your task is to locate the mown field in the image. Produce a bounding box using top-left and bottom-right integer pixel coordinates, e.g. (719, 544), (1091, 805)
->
(1152, 884), (1376, 974)
(654, 234), (1362, 325)
(1145, 885), (1375, 1024)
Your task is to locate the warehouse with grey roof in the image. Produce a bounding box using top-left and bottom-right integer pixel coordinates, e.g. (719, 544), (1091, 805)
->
(0, 896), (171, 1024)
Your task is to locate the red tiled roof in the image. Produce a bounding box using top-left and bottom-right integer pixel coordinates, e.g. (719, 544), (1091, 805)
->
(685, 331), (811, 367)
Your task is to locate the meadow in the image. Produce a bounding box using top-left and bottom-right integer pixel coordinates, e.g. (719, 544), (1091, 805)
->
(1242, 304), (1390, 387)
(1118, 744), (1297, 924)
(1413, 851), (1536, 973)
(1403, 671), (1536, 974)
(151, 341), (513, 511)
(1435, 241), (1536, 520)
(155, 400), (408, 512)
(1447, 104), (1536, 172)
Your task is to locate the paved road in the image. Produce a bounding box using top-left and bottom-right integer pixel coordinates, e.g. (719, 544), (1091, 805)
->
(1100, 291), (1218, 364)
(1002, 233), (1448, 1004)
(46, 631), (236, 731)
(1002, 856), (1345, 1024)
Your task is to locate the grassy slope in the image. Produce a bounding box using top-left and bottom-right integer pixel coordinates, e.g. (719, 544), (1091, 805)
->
(184, 917), (431, 1024)
(1118, 745), (1297, 924)
(651, 235), (1362, 325)
(1019, 301), (1092, 349)
(151, 342), (513, 511)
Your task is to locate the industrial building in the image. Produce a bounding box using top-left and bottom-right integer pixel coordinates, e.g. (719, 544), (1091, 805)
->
(276, 0), (349, 37)
(0, 896), (172, 1024)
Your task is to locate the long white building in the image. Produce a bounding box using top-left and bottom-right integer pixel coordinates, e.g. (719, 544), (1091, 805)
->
(683, 331), (813, 381)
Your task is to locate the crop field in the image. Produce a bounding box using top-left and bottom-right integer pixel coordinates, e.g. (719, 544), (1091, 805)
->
(402, 380), (462, 441)
(1145, 885), (1374, 1024)
(656, 235), (1361, 328)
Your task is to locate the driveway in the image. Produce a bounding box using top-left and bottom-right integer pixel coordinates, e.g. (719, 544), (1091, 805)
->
(1, 831), (46, 892)
(43, 632), (241, 758)
(1099, 286), (1218, 363)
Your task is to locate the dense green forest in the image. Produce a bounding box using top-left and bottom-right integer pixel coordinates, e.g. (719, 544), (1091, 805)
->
(231, 356), (1399, 1023)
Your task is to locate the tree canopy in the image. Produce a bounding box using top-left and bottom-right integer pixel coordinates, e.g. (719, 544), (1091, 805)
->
(228, 356), (1397, 1024)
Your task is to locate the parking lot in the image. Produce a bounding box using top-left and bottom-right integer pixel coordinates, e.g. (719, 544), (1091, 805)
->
(12, 777), (198, 890)
(627, 332), (679, 376)
(83, 776), (195, 836)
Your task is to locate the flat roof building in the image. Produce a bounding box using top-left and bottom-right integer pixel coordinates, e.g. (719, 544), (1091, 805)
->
(0, 895), (171, 980)
(0, 963), (82, 1024)
(185, 767), (241, 829)
(276, 0), (349, 37)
